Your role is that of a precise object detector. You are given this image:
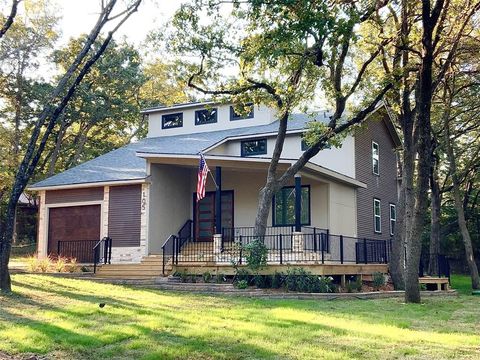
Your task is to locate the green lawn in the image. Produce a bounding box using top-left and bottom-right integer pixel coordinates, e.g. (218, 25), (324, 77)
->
(0, 275), (478, 360)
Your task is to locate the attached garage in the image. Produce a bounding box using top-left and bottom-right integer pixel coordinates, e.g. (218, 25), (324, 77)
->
(48, 204), (101, 262)
(43, 187), (104, 263)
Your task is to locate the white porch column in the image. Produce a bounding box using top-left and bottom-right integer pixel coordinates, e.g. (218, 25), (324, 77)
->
(292, 232), (304, 253)
(101, 186), (109, 238)
(213, 234), (222, 256)
(37, 190), (47, 259)
(140, 183), (149, 257)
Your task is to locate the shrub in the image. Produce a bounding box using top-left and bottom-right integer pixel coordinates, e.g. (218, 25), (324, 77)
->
(236, 280), (249, 289)
(372, 272), (386, 290)
(38, 257), (52, 273)
(271, 272), (284, 289)
(244, 239), (268, 273)
(190, 274), (197, 283)
(346, 276), (362, 293)
(253, 275), (270, 289)
(285, 268), (334, 293)
(215, 273), (225, 283)
(81, 266), (91, 273)
(26, 256), (39, 272)
(66, 258), (78, 273)
(177, 270), (189, 283)
(234, 268), (250, 284)
(202, 271), (212, 283)
(55, 257), (67, 273)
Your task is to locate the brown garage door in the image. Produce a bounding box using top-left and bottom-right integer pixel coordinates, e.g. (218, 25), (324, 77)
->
(48, 205), (101, 263)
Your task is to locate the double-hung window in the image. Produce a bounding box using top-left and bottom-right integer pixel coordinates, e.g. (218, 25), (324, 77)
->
(389, 204), (396, 236)
(374, 198), (381, 233)
(273, 186), (310, 226)
(241, 138), (267, 157)
(372, 141), (379, 175)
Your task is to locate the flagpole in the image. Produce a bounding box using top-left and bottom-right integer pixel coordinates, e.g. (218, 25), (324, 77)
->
(199, 152), (219, 189)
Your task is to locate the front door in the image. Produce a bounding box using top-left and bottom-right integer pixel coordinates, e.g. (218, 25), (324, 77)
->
(194, 191), (234, 241)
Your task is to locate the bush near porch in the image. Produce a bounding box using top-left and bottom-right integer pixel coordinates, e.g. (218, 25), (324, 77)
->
(0, 274), (478, 360)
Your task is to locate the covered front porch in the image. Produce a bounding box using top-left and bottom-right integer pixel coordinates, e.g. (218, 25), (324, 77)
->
(141, 154), (391, 275)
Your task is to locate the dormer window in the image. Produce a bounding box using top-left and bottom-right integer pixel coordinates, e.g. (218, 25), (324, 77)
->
(241, 138), (267, 156)
(195, 108), (218, 125)
(162, 113), (183, 129)
(230, 104), (254, 121)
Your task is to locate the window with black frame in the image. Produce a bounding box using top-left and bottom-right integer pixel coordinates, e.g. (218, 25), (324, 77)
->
(195, 108), (218, 125)
(273, 186), (310, 226)
(241, 138), (267, 156)
(162, 113), (183, 129)
(230, 103), (254, 120)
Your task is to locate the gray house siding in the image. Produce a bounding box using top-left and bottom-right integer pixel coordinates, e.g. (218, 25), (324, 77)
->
(355, 113), (399, 240)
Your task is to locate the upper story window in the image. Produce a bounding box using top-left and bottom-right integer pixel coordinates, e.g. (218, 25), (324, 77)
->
(230, 104), (254, 121)
(273, 185), (310, 226)
(241, 138), (267, 157)
(301, 136), (331, 151)
(162, 113), (183, 129)
(195, 108), (218, 125)
(374, 198), (381, 233)
(389, 204), (396, 236)
(372, 141), (379, 175)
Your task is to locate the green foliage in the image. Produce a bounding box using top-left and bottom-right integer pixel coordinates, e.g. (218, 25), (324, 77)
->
(235, 279), (249, 289)
(253, 275), (270, 289)
(271, 271), (284, 289)
(346, 276), (363, 293)
(372, 272), (386, 290)
(285, 268), (334, 293)
(202, 271), (212, 283)
(234, 268), (250, 284)
(177, 270), (189, 283)
(215, 273), (226, 283)
(244, 239), (268, 274)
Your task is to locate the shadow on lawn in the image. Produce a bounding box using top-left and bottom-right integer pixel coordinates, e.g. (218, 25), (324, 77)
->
(2, 275), (479, 359)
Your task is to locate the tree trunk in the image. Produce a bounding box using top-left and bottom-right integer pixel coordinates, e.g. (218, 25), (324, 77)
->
(47, 120), (68, 177)
(0, 0), (142, 292)
(0, 192), (18, 292)
(389, 170), (405, 289)
(428, 156), (441, 276)
(444, 115), (480, 289)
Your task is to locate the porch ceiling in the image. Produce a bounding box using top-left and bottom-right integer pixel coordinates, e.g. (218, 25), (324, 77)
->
(138, 152), (366, 188)
(137, 153), (293, 171)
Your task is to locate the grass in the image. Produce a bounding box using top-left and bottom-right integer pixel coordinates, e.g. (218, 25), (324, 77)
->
(0, 274), (478, 360)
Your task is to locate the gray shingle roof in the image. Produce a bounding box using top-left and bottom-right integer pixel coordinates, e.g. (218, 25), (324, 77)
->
(30, 113), (325, 189)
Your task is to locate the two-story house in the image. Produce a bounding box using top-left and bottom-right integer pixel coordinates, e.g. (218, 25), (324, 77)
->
(30, 101), (400, 277)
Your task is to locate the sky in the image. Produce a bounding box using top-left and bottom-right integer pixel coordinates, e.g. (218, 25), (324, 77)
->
(58, 0), (182, 46)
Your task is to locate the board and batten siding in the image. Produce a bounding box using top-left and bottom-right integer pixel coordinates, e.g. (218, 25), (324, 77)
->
(45, 187), (104, 204)
(108, 185), (141, 247)
(355, 113), (399, 240)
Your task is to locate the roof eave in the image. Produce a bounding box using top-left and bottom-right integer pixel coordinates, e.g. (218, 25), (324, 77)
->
(28, 177), (149, 192)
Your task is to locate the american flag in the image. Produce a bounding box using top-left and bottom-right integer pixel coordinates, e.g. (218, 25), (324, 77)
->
(196, 154), (210, 202)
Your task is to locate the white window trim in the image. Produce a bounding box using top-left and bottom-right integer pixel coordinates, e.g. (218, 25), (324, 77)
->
(372, 141), (379, 175)
(374, 198), (381, 233)
(389, 203), (396, 236)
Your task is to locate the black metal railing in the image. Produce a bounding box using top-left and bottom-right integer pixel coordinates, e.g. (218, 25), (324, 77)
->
(168, 232), (390, 266)
(354, 237), (391, 264)
(161, 220), (194, 274)
(419, 254), (451, 279)
(57, 240), (98, 263)
(93, 237), (112, 273)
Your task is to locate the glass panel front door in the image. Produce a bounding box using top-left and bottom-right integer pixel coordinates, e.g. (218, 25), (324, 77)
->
(194, 191), (234, 241)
